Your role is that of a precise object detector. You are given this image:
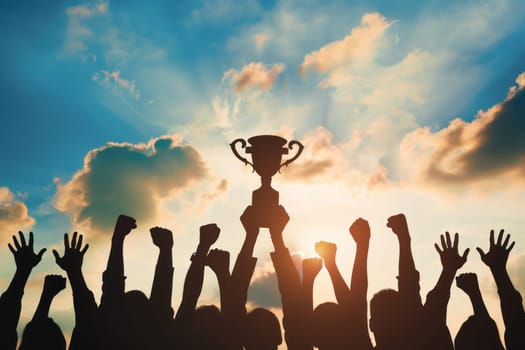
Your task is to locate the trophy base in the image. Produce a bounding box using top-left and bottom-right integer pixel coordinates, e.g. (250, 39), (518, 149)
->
(252, 185), (279, 228)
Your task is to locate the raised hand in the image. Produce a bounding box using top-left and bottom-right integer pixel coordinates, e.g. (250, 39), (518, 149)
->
(387, 214), (410, 239)
(150, 227), (173, 249)
(240, 205), (259, 236)
(434, 232), (469, 271)
(315, 241), (337, 265)
(199, 223), (220, 248)
(113, 214), (137, 239)
(42, 274), (67, 297)
(349, 218), (371, 245)
(303, 257), (323, 280)
(8, 231), (46, 271)
(476, 229), (515, 270)
(456, 272), (479, 295)
(53, 232), (89, 273)
(206, 248), (230, 275)
(269, 205), (289, 234)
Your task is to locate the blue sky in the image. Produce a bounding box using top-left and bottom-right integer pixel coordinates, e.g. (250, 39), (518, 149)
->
(1, 0), (525, 347)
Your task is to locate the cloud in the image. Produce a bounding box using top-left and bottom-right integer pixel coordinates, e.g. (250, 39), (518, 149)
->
(64, 1), (108, 55)
(0, 187), (35, 241)
(92, 70), (140, 99)
(54, 136), (210, 233)
(299, 12), (392, 74)
(399, 72), (525, 186)
(248, 263), (281, 308)
(223, 62), (285, 95)
(253, 32), (268, 51)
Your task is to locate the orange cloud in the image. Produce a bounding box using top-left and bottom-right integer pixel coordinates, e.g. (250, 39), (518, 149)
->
(399, 72), (525, 187)
(0, 187), (35, 242)
(224, 62), (285, 94)
(299, 12), (392, 74)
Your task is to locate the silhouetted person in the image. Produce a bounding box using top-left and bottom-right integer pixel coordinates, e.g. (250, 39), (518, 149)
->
(454, 272), (504, 350)
(370, 214), (468, 350)
(0, 232), (46, 350)
(313, 217), (373, 350)
(477, 229), (525, 350)
(52, 232), (99, 350)
(174, 223), (223, 349)
(19, 274), (67, 350)
(245, 307), (283, 350)
(268, 205), (312, 350)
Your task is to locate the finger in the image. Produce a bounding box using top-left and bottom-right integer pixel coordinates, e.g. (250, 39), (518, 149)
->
(12, 235), (21, 249)
(453, 233), (459, 249)
(52, 249), (60, 261)
(64, 233), (70, 250)
(445, 232), (452, 248)
(8, 243), (16, 254)
(496, 229), (504, 246)
(81, 244), (89, 255)
(440, 234), (446, 249)
(29, 231), (34, 247)
(489, 230), (495, 246)
(462, 248), (470, 260)
(71, 232), (78, 249)
(77, 234), (83, 250)
(37, 248), (47, 259)
(507, 241), (515, 252)
(502, 234), (510, 248)
(19, 231), (27, 247)
(476, 247), (485, 258)
(434, 243), (442, 254)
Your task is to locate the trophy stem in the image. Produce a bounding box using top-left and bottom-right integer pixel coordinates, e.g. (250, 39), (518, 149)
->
(261, 177), (272, 187)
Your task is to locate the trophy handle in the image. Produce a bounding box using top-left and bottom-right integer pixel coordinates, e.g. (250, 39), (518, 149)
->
(280, 140), (304, 170)
(230, 138), (254, 169)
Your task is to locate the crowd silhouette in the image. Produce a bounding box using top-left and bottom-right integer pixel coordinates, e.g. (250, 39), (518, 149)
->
(0, 209), (524, 350)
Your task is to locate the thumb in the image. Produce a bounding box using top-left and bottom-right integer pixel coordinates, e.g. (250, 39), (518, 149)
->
(462, 248), (470, 260)
(52, 249), (60, 261)
(476, 247), (485, 258)
(37, 248), (47, 260)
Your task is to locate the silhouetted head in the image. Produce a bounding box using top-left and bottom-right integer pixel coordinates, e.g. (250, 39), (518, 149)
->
(455, 315), (504, 350)
(19, 318), (65, 350)
(244, 308), (282, 350)
(312, 302), (347, 350)
(194, 305), (229, 349)
(370, 289), (404, 348)
(123, 290), (154, 349)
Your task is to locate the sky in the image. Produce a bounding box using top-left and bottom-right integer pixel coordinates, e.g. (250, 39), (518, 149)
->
(1, 0), (525, 347)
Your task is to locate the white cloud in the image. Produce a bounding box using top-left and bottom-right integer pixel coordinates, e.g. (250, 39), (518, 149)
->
(92, 70), (140, 99)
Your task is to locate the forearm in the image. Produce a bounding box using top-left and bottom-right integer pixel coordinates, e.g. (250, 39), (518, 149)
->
(491, 266), (525, 323)
(325, 262), (350, 305)
(215, 270), (231, 311)
(467, 289), (490, 317)
(303, 277), (315, 311)
(350, 244), (369, 300)
(33, 294), (53, 320)
(151, 248), (174, 311)
(397, 237), (420, 297)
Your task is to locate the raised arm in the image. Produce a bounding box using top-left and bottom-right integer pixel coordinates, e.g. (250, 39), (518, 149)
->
(427, 232), (469, 320)
(348, 218), (371, 302)
(206, 248), (231, 311)
(149, 226), (174, 319)
(302, 257), (322, 312)
(53, 232), (98, 350)
(477, 229), (524, 350)
(175, 223), (220, 321)
(456, 273), (489, 318)
(387, 214), (420, 302)
(31, 275), (67, 321)
(100, 215), (137, 307)
(0, 232), (46, 350)
(230, 206), (259, 315)
(268, 205), (312, 350)
(315, 241), (350, 304)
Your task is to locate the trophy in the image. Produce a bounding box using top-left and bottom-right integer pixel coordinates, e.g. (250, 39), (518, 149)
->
(230, 135), (304, 228)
